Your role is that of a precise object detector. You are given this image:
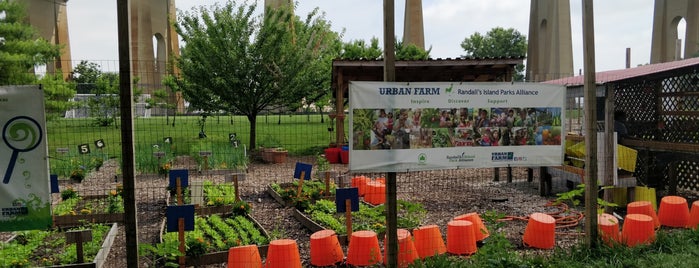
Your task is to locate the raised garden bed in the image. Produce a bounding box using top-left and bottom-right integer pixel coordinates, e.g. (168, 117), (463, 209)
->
(0, 223), (118, 268)
(52, 193), (124, 227)
(293, 199), (427, 244)
(155, 213), (269, 267)
(166, 180), (249, 216)
(267, 180), (337, 210)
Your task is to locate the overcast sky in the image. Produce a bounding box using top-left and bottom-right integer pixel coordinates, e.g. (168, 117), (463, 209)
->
(65, 0), (673, 74)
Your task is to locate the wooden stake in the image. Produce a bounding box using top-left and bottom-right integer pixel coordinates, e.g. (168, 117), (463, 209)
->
(296, 171), (306, 199)
(345, 199), (352, 243)
(177, 177), (183, 205)
(234, 174), (240, 201)
(178, 217), (185, 268)
(324, 172), (331, 197)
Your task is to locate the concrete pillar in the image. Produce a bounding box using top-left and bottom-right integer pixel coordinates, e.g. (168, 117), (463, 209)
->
(26, 0), (72, 80)
(403, 0), (425, 50)
(650, 0), (699, 63)
(526, 0), (573, 82)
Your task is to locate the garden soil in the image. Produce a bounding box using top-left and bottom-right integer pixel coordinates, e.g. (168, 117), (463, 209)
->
(4, 156), (587, 267)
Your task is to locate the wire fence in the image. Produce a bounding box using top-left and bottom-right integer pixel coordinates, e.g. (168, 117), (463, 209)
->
(2, 60), (699, 267)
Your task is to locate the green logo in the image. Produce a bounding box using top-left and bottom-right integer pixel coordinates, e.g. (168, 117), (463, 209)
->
(445, 84), (453, 93)
(418, 153), (427, 164)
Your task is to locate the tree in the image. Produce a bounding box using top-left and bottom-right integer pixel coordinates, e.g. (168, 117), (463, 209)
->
(71, 60), (102, 93)
(461, 27), (527, 81)
(340, 38), (383, 60)
(35, 73), (76, 121)
(395, 40), (431, 60)
(0, 0), (60, 85)
(175, 2), (339, 149)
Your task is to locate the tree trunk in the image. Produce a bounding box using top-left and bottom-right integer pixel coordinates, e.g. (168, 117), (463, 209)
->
(248, 114), (257, 150)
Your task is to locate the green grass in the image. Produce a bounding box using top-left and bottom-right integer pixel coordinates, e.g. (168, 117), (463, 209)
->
(46, 114), (345, 176)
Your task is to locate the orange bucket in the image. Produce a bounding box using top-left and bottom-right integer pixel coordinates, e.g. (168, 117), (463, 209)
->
(597, 213), (620, 245)
(351, 176), (370, 196)
(627, 201), (660, 229)
(347, 230), (382, 266)
(364, 181), (386, 205)
(309, 230), (344, 266)
(412, 225), (446, 259)
(688, 200), (699, 229)
(446, 220), (478, 255)
(383, 229), (419, 268)
(454, 212), (490, 241)
(657, 196), (690, 228)
(227, 245), (262, 268)
(621, 214), (656, 246)
(264, 239), (301, 268)
(522, 213), (556, 249)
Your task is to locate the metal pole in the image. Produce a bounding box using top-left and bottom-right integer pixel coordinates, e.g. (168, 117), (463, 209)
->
(582, 0), (599, 248)
(384, 0), (397, 267)
(117, 0), (139, 266)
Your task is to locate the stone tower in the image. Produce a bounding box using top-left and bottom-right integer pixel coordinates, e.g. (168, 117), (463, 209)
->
(650, 0), (699, 63)
(526, 0), (574, 82)
(130, 1), (180, 93)
(25, 0), (72, 80)
(403, 0), (425, 50)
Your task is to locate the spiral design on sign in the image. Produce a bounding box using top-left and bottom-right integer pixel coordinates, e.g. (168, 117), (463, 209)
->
(3, 116), (42, 152)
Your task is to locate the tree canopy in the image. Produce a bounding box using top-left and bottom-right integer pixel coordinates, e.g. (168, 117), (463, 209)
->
(461, 27), (527, 81)
(175, 1), (340, 149)
(0, 0), (60, 85)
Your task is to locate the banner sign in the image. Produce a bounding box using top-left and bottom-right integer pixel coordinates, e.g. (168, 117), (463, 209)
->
(349, 81), (566, 172)
(0, 85), (51, 231)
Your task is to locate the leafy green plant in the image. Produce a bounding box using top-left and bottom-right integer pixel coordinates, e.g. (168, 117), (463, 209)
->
(304, 199), (426, 235)
(272, 180), (337, 210)
(231, 200), (251, 215)
(60, 187), (79, 201)
(555, 183), (619, 213)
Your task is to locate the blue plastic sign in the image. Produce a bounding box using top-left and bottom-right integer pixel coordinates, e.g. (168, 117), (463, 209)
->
(335, 188), (359, 213)
(166, 205), (195, 232)
(168, 169), (188, 188)
(293, 162), (312, 180)
(50, 174), (59, 193)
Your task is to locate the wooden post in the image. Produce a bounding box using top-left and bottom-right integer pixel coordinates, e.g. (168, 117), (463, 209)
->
(527, 168), (534, 182)
(296, 171), (306, 199)
(493, 168), (500, 182)
(384, 0), (398, 266)
(507, 165), (513, 183)
(325, 172), (331, 197)
(582, 0), (599, 248)
(177, 177), (183, 205)
(203, 155), (209, 172)
(66, 230), (91, 264)
(345, 199), (352, 243)
(178, 218), (185, 268)
(234, 174), (240, 201)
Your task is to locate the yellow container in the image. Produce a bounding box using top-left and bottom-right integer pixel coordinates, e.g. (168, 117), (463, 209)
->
(617, 145), (638, 172)
(611, 187), (628, 207)
(634, 186), (657, 211)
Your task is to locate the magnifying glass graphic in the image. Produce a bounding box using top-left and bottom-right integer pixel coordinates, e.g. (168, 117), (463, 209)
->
(3, 116), (42, 184)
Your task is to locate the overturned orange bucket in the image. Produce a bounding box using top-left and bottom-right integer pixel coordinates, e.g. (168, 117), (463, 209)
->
(364, 181), (386, 205)
(622, 214), (655, 246)
(384, 229), (419, 268)
(446, 220), (478, 255)
(264, 239), (301, 268)
(689, 200), (699, 229)
(658, 195), (690, 228)
(347, 230), (382, 266)
(627, 201), (660, 229)
(454, 212), (489, 241)
(412, 225), (446, 259)
(351, 176), (370, 196)
(227, 245), (261, 268)
(598, 213), (620, 245)
(309, 230), (344, 267)
(522, 213), (556, 249)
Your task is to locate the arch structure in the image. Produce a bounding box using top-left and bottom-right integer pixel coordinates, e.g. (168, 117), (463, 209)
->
(650, 0), (699, 63)
(130, 0), (180, 95)
(25, 0), (72, 80)
(525, 0), (573, 82)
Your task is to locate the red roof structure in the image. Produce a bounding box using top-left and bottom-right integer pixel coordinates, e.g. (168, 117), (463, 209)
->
(543, 57), (699, 86)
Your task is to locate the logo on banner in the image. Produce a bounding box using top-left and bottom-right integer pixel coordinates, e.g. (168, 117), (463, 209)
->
(446, 152), (475, 163)
(491, 152), (515, 162)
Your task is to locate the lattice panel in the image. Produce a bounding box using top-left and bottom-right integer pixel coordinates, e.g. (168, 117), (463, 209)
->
(676, 160), (699, 191)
